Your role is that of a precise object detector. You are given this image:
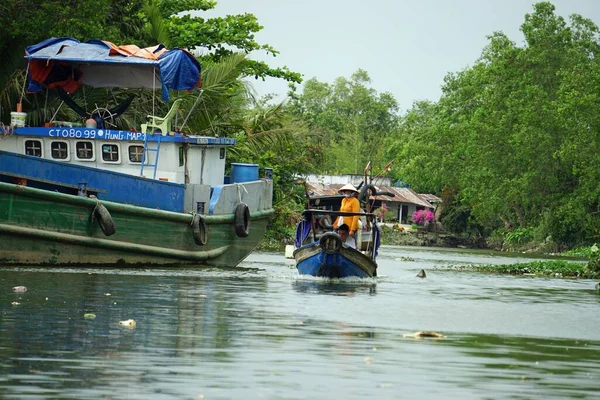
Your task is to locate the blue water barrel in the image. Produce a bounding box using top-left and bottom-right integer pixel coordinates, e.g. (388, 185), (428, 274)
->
(231, 163), (259, 183)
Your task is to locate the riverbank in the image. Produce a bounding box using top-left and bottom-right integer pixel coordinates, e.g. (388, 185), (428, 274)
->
(256, 226), (600, 281)
(257, 225), (581, 256)
(378, 226), (487, 249)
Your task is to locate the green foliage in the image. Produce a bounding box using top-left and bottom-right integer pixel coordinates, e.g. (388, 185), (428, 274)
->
(163, 3), (301, 83)
(1, 0), (144, 46)
(288, 69), (400, 174)
(584, 244), (600, 278)
(504, 228), (534, 245)
(438, 191), (487, 238)
(1, 0), (301, 125)
(446, 260), (587, 278)
(385, 2), (600, 250)
(561, 247), (592, 258)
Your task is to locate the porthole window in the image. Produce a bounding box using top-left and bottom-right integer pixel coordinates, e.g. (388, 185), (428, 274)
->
(25, 140), (43, 157)
(76, 141), (94, 160)
(51, 141), (68, 160)
(128, 145), (145, 163)
(101, 144), (120, 162)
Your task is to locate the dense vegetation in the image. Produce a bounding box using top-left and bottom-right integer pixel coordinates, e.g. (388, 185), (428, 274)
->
(289, 2), (600, 255)
(1, 1), (600, 257)
(390, 2), (600, 253)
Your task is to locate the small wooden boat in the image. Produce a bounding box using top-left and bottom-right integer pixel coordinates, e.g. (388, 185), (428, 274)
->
(293, 182), (394, 278)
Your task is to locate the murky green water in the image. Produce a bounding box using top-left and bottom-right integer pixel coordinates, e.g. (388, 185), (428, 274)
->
(1, 246), (599, 399)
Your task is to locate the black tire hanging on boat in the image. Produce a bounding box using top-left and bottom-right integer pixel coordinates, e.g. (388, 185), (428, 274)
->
(319, 232), (342, 255)
(192, 214), (208, 246)
(94, 203), (116, 236)
(319, 215), (333, 230)
(234, 203), (250, 238)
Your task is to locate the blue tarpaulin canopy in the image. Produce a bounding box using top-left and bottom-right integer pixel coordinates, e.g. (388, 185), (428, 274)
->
(26, 38), (201, 102)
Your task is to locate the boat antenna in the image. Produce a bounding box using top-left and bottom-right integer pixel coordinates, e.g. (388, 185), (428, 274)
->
(180, 89), (204, 133)
(18, 63), (30, 112)
(152, 67), (157, 123)
(372, 160), (394, 185)
(49, 101), (65, 123)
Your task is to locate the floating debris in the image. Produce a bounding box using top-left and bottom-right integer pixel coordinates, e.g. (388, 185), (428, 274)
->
(119, 319), (136, 328)
(11, 302), (20, 306)
(12, 286), (27, 293)
(416, 269), (427, 278)
(84, 313), (96, 319)
(403, 331), (445, 339)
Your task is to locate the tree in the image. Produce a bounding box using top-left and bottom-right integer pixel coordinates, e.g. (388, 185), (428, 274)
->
(289, 69), (400, 174)
(0, 0), (301, 124)
(390, 1), (600, 247)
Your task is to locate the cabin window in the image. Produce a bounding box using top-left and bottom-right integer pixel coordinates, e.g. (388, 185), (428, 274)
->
(76, 141), (94, 160)
(220, 148), (225, 159)
(25, 140), (42, 157)
(179, 146), (184, 167)
(51, 141), (68, 160)
(101, 144), (120, 162)
(128, 145), (145, 163)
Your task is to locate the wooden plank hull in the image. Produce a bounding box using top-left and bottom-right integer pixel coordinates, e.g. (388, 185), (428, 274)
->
(294, 243), (377, 278)
(0, 182), (272, 267)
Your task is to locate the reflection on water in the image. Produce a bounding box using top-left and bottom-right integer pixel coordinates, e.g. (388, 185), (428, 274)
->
(292, 279), (377, 296)
(0, 246), (599, 399)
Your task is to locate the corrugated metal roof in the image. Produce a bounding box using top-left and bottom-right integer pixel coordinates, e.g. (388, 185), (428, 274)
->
(418, 193), (442, 204)
(304, 183), (437, 208)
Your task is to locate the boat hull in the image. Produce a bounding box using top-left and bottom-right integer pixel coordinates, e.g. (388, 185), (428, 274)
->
(294, 243), (377, 278)
(0, 182), (272, 267)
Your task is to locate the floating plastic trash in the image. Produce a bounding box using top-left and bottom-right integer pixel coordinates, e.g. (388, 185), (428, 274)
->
(403, 331), (445, 339)
(119, 319), (136, 328)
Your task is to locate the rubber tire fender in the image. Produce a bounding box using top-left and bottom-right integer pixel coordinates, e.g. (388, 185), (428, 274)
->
(319, 215), (333, 230)
(319, 232), (342, 255)
(192, 214), (208, 245)
(234, 203), (250, 238)
(94, 203), (116, 236)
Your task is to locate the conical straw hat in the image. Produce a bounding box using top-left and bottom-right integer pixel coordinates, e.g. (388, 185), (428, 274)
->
(338, 184), (359, 194)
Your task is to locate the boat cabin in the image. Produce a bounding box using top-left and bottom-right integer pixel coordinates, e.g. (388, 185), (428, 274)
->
(0, 126), (233, 186)
(0, 38), (271, 216)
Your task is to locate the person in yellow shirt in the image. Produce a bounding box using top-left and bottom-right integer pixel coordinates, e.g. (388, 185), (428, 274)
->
(333, 184), (360, 238)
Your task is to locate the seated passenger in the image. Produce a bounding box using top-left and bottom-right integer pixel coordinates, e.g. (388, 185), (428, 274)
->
(337, 224), (356, 249)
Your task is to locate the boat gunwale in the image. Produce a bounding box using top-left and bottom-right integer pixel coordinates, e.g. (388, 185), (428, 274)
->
(0, 181), (274, 223)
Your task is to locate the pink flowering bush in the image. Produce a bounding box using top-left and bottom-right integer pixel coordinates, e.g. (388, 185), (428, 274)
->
(411, 209), (435, 225)
(376, 202), (389, 221)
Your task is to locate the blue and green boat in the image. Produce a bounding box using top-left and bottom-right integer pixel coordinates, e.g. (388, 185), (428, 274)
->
(0, 38), (273, 267)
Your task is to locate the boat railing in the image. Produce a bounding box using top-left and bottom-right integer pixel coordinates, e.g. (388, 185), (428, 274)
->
(301, 209), (379, 255)
(301, 209), (376, 219)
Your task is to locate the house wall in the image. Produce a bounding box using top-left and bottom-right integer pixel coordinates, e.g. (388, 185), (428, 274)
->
(304, 174), (392, 187)
(380, 202), (429, 224)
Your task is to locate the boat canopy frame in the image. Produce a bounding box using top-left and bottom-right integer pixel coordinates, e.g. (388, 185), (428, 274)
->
(25, 37), (201, 103)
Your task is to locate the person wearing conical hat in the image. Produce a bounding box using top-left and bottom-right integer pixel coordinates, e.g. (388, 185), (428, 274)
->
(333, 183), (360, 238)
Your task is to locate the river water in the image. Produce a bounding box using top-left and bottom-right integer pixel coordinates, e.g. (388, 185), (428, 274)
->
(1, 246), (598, 399)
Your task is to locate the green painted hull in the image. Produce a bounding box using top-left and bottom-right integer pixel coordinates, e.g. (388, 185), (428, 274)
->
(0, 182), (273, 267)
